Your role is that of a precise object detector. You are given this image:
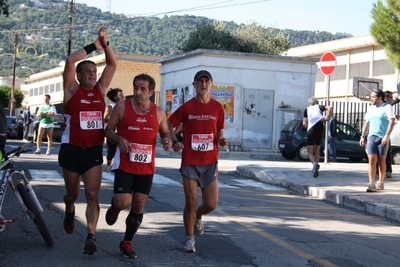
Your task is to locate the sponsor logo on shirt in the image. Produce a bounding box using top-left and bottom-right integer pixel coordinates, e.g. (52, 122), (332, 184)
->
(81, 100), (91, 104)
(144, 127), (154, 131)
(87, 93), (94, 96)
(137, 117), (147, 123)
(188, 114), (216, 120)
(128, 126), (140, 130)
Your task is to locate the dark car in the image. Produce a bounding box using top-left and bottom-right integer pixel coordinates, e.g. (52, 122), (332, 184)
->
(27, 114), (66, 142)
(6, 116), (16, 138)
(278, 119), (367, 162)
(10, 117), (24, 139)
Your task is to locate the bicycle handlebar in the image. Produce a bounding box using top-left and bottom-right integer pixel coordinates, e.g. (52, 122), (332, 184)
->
(4, 140), (34, 158)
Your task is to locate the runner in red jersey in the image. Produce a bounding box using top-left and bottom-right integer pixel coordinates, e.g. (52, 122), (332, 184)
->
(104, 74), (172, 259)
(58, 26), (117, 255)
(168, 70), (227, 253)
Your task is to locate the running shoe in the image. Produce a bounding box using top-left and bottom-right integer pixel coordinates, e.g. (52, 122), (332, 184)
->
(385, 172), (392, 178)
(33, 149), (40, 155)
(311, 162), (317, 173)
(105, 205), (120, 226)
(376, 181), (384, 190)
(183, 238), (196, 253)
(194, 219), (204, 236)
(313, 163), (320, 178)
(366, 183), (377, 192)
(83, 234), (98, 255)
(46, 149), (51, 155)
(63, 210), (75, 234)
(119, 241), (137, 259)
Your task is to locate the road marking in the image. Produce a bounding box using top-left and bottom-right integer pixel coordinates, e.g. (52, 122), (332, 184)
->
(29, 169), (63, 180)
(28, 170), (281, 191)
(232, 179), (285, 190)
(217, 209), (338, 267)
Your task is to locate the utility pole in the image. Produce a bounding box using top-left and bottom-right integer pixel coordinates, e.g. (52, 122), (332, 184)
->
(68, 0), (75, 56)
(10, 32), (17, 116)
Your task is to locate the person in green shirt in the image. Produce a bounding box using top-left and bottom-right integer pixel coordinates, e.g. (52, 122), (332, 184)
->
(33, 94), (57, 155)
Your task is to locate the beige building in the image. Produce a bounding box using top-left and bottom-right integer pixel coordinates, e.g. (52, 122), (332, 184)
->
(286, 34), (397, 102)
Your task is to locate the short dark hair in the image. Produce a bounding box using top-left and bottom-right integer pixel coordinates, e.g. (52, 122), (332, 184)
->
(76, 60), (96, 74)
(133, 74), (155, 91)
(45, 94), (51, 100)
(384, 90), (393, 98)
(106, 88), (123, 103)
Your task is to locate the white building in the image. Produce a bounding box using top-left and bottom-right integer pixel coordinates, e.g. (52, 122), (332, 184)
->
(157, 49), (318, 151)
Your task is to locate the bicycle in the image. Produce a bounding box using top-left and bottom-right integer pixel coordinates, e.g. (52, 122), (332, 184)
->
(0, 141), (54, 247)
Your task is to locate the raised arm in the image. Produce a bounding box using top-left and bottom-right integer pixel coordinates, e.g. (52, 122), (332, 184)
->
(96, 28), (117, 95)
(63, 26), (115, 102)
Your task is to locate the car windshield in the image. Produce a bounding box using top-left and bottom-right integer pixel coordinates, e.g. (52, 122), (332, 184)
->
(281, 120), (300, 131)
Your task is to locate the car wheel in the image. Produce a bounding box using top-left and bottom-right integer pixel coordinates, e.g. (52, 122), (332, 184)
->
(296, 144), (309, 161)
(392, 149), (400, 165)
(349, 157), (363, 163)
(281, 153), (296, 160)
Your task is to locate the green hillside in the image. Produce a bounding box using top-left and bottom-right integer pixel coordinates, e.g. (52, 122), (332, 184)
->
(0, 0), (349, 78)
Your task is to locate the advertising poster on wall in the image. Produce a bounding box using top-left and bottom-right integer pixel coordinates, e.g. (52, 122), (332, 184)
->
(165, 85), (235, 124)
(211, 85), (235, 124)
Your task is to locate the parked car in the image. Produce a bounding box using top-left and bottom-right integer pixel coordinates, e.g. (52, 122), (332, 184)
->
(389, 121), (400, 165)
(27, 114), (66, 142)
(10, 117), (24, 139)
(6, 116), (16, 138)
(278, 119), (367, 162)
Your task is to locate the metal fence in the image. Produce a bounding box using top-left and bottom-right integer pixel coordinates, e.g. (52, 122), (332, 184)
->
(320, 100), (400, 131)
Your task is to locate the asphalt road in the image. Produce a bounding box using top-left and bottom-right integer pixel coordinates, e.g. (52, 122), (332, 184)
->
(1, 140), (400, 267)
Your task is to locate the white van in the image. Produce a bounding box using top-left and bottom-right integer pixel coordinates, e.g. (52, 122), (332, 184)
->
(390, 121), (400, 164)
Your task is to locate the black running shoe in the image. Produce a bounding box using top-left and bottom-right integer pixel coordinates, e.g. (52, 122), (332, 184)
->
(63, 210), (75, 234)
(120, 241), (137, 259)
(83, 234), (98, 255)
(105, 206), (120, 226)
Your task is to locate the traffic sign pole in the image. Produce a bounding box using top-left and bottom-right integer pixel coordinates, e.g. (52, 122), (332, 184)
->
(320, 52), (336, 164)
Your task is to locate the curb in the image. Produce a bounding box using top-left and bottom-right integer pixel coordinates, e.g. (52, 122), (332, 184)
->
(236, 165), (400, 223)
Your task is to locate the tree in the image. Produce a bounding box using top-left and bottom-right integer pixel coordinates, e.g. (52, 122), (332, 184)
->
(370, 0), (400, 69)
(0, 0), (8, 16)
(0, 85), (24, 111)
(233, 23), (291, 54)
(178, 21), (291, 55)
(178, 21), (239, 53)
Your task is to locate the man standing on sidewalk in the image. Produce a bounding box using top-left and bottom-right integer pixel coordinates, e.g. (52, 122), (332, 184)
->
(303, 96), (332, 178)
(168, 70), (227, 253)
(22, 106), (32, 141)
(360, 89), (395, 192)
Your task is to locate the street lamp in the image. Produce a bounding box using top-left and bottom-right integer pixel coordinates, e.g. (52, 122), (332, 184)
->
(21, 66), (34, 74)
(0, 24), (18, 116)
(68, 0), (76, 56)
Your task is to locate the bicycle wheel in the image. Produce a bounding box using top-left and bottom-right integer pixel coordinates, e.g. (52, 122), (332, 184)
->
(17, 183), (54, 247)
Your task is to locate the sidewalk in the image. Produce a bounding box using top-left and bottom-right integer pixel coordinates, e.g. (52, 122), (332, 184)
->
(158, 148), (400, 223)
(230, 151), (400, 223)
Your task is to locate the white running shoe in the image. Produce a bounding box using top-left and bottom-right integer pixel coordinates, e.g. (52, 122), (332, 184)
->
(194, 219), (204, 236)
(46, 149), (51, 155)
(33, 149), (41, 155)
(105, 165), (111, 173)
(183, 238), (196, 253)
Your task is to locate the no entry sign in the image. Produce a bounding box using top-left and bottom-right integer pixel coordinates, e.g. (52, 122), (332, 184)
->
(320, 52), (336, 76)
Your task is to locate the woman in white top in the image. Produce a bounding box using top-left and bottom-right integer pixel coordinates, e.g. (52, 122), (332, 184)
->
(104, 88), (124, 172)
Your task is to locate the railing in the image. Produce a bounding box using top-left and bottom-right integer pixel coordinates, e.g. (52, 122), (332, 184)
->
(320, 100), (400, 131)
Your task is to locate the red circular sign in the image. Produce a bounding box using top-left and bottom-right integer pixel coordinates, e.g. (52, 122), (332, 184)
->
(320, 52), (336, 76)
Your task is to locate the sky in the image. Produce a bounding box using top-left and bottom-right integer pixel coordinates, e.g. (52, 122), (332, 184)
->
(76, 0), (378, 36)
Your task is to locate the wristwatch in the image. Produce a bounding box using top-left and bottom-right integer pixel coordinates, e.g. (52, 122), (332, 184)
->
(101, 41), (109, 48)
